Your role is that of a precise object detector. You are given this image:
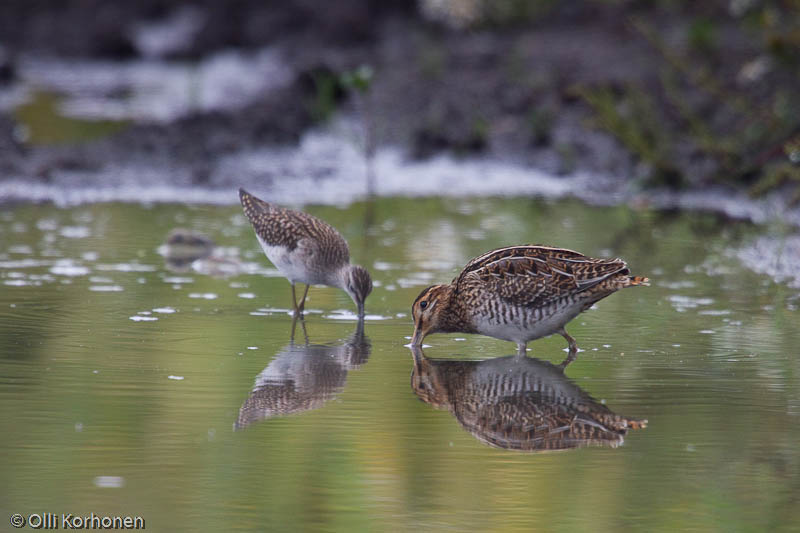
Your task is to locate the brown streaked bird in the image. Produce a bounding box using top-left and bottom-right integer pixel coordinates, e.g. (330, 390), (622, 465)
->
(235, 322), (370, 430)
(238, 188), (373, 318)
(411, 245), (649, 355)
(410, 346), (646, 451)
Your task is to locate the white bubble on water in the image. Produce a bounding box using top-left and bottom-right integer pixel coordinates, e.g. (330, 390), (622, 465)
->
(96, 263), (156, 272)
(163, 276), (194, 284)
(36, 219), (58, 231)
(60, 226), (91, 239)
(50, 260), (90, 277)
(93, 476), (125, 488)
(129, 316), (158, 322)
(188, 293), (218, 299)
(8, 245), (33, 254)
(4, 279), (34, 286)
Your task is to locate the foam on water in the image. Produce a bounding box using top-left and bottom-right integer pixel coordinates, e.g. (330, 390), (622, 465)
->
(50, 261), (91, 277)
(93, 476), (125, 489)
(2, 109), (799, 234)
(188, 293), (218, 300)
(163, 276), (194, 284)
(4, 279), (36, 287)
(323, 310), (392, 321)
(59, 226), (91, 239)
(698, 309), (732, 316)
(733, 235), (800, 289)
(668, 295), (715, 312)
(129, 316), (158, 322)
(96, 263), (157, 273)
(8, 245), (33, 254)
(11, 48), (291, 123)
(0, 259), (52, 269)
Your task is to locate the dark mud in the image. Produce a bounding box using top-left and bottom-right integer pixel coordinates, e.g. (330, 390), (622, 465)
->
(0, 0), (798, 225)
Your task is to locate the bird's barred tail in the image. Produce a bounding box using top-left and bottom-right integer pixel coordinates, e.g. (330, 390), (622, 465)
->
(628, 276), (650, 286)
(239, 188), (273, 221)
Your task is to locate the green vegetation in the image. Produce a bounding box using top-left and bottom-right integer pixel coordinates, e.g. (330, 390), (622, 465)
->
(14, 91), (127, 144)
(306, 68), (345, 123)
(340, 64), (374, 94)
(582, 2), (799, 199)
(577, 83), (685, 189)
(434, 0), (799, 199)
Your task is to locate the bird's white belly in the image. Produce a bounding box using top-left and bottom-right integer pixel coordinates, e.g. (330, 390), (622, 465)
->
(475, 303), (583, 344)
(257, 237), (315, 284)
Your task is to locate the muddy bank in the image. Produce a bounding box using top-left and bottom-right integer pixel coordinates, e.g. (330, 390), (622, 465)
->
(0, 1), (798, 221)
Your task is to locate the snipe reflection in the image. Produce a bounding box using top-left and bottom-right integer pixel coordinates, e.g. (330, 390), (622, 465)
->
(410, 347), (647, 451)
(160, 229), (215, 272)
(235, 321), (371, 430)
(160, 228), (242, 276)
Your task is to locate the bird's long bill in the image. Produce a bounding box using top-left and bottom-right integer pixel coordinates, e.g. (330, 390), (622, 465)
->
(408, 343), (426, 368)
(357, 302), (365, 320)
(410, 326), (424, 346)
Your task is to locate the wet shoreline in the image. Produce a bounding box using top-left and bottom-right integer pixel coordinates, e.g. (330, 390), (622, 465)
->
(1, 115), (798, 232)
(0, 2), (798, 231)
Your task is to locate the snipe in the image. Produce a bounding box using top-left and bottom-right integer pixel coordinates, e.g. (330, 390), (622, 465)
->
(238, 188), (373, 318)
(410, 346), (647, 451)
(411, 245), (649, 355)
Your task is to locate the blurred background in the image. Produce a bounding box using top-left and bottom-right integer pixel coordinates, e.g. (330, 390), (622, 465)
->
(0, 0), (798, 213)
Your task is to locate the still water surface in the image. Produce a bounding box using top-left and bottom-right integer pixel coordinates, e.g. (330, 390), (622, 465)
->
(1, 197), (799, 531)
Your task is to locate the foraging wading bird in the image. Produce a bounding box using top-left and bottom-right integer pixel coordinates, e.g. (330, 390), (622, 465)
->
(410, 245), (649, 355)
(238, 188), (373, 318)
(410, 346), (647, 451)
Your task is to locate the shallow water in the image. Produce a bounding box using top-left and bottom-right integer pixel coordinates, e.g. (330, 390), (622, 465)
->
(1, 197), (799, 531)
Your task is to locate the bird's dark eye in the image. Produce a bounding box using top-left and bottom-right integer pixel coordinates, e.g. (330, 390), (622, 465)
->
(419, 301), (428, 310)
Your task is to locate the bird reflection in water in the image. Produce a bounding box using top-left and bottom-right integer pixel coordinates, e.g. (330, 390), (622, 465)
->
(410, 346), (646, 451)
(159, 228), (242, 277)
(235, 320), (371, 430)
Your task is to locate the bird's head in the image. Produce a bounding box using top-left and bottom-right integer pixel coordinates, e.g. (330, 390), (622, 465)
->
(345, 264), (373, 318)
(410, 284), (451, 346)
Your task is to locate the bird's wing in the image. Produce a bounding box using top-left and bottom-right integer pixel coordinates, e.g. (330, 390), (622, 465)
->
(455, 245), (628, 307)
(240, 189), (350, 262)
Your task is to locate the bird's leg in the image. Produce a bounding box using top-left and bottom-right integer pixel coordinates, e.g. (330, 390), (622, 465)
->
(299, 316), (309, 345)
(558, 349), (578, 370)
(289, 310), (309, 344)
(291, 283), (300, 316)
(560, 327), (578, 353)
(297, 284), (310, 314)
(516, 342), (527, 357)
(290, 312), (299, 342)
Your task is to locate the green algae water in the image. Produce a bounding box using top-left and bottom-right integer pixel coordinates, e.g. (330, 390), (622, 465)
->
(2, 197), (799, 532)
